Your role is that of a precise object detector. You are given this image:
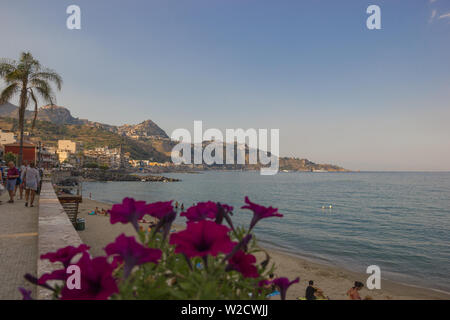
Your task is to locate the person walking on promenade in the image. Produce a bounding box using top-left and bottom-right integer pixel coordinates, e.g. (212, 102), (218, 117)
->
(24, 162), (40, 207)
(17, 161), (28, 200)
(37, 166), (43, 194)
(6, 162), (19, 203)
(0, 165), (4, 205)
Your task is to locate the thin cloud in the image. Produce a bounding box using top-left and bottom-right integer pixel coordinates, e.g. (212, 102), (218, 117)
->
(430, 9), (437, 22)
(438, 12), (450, 19)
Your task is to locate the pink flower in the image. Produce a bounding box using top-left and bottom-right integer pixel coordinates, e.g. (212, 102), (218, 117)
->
(146, 201), (175, 220)
(272, 277), (300, 300)
(169, 220), (234, 258)
(149, 201), (177, 241)
(40, 244), (90, 267)
(60, 253), (118, 300)
(104, 234), (162, 278)
(258, 279), (271, 287)
(180, 201), (219, 222)
(109, 198), (149, 231)
(241, 196), (283, 230)
(38, 269), (67, 286)
(226, 250), (259, 278)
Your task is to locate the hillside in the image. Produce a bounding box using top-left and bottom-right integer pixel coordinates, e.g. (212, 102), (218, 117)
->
(0, 103), (169, 138)
(0, 103), (349, 171)
(0, 117), (171, 161)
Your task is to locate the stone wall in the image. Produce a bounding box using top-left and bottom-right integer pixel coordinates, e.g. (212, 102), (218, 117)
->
(37, 181), (83, 299)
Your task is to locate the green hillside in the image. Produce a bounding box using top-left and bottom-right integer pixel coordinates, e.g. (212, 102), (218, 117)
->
(0, 117), (170, 161)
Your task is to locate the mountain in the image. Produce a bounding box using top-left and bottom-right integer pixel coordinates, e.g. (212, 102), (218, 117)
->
(36, 105), (89, 125)
(0, 103), (168, 138)
(118, 120), (169, 139)
(0, 102), (22, 118)
(0, 103), (87, 125)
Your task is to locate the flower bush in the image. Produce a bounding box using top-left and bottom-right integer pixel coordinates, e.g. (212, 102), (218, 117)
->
(21, 197), (300, 300)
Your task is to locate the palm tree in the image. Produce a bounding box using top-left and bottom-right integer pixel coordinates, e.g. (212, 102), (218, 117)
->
(0, 52), (62, 165)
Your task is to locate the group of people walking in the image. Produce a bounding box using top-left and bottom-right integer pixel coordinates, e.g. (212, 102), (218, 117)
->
(0, 161), (42, 207)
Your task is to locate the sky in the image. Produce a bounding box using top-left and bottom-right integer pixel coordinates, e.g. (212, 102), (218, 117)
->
(0, 0), (449, 171)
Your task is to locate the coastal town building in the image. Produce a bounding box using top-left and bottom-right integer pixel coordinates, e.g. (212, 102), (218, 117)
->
(83, 146), (129, 169)
(129, 160), (171, 168)
(3, 141), (37, 164)
(57, 139), (78, 163)
(38, 145), (58, 169)
(0, 129), (17, 145)
(58, 140), (77, 153)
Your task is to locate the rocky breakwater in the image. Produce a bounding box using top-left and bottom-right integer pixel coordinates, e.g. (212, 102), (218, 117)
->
(81, 169), (180, 182)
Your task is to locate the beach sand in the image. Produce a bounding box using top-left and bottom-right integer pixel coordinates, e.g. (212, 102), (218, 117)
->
(77, 198), (450, 300)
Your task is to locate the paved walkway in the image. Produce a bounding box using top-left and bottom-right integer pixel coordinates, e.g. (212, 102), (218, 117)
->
(0, 191), (38, 300)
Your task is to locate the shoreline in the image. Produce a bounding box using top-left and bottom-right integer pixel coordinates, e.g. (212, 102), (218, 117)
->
(76, 198), (450, 300)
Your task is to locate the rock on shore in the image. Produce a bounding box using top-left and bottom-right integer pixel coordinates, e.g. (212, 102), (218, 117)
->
(81, 169), (180, 182)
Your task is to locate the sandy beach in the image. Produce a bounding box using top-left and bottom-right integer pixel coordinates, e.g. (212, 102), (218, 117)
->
(77, 198), (450, 300)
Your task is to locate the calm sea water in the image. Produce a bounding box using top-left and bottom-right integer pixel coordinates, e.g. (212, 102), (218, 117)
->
(83, 171), (450, 292)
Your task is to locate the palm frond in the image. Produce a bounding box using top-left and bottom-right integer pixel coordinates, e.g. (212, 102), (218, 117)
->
(0, 59), (17, 77)
(31, 79), (56, 105)
(0, 83), (19, 104)
(32, 68), (63, 90)
(19, 52), (41, 72)
(29, 88), (39, 130)
(3, 69), (25, 84)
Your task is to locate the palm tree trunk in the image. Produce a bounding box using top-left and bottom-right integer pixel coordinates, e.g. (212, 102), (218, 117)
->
(18, 83), (27, 166)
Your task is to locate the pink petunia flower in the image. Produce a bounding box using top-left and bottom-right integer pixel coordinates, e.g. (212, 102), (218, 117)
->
(226, 250), (259, 278)
(241, 196), (283, 231)
(109, 198), (149, 231)
(169, 220), (234, 258)
(146, 200), (174, 220)
(104, 234), (162, 278)
(272, 277), (300, 300)
(181, 201), (220, 222)
(60, 253), (119, 300)
(40, 244), (90, 267)
(38, 269), (67, 286)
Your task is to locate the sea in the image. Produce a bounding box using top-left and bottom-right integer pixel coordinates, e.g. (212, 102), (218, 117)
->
(83, 171), (450, 292)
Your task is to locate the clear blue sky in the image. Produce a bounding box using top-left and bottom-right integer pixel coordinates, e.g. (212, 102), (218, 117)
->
(1, 0), (449, 170)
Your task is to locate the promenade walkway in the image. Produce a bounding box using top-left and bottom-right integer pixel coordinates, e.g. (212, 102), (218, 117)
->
(0, 191), (38, 299)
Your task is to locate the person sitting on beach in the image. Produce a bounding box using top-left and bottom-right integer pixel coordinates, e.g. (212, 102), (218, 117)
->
(305, 280), (327, 300)
(101, 208), (107, 215)
(305, 280), (317, 300)
(347, 281), (364, 300)
(94, 207), (100, 215)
